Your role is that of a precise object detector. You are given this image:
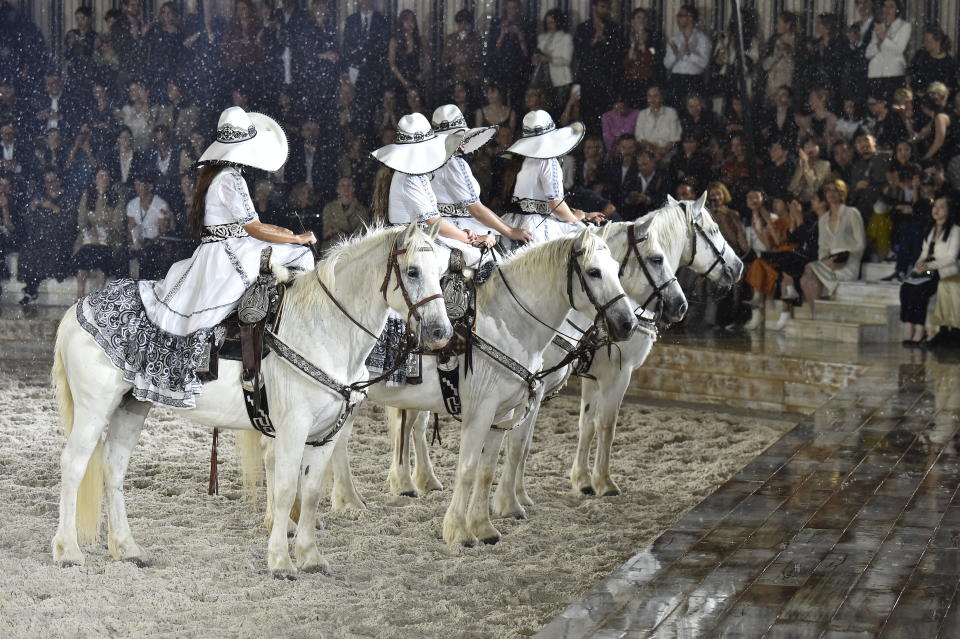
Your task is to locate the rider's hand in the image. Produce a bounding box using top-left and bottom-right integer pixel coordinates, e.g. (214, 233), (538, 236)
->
(296, 232), (317, 245)
(584, 211), (605, 224)
(508, 227), (533, 243)
(472, 234), (496, 248)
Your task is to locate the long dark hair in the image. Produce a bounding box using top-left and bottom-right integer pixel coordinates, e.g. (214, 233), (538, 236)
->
(395, 9), (421, 51)
(190, 164), (228, 237)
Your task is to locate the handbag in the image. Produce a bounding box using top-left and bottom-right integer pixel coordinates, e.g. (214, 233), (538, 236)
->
(530, 58), (552, 90)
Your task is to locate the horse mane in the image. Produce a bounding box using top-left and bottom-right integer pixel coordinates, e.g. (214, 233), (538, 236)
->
(477, 231), (602, 307)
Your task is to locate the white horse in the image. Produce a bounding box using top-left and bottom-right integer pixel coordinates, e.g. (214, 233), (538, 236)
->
(494, 194), (745, 516)
(247, 227), (642, 546)
(365, 214), (691, 509)
(50, 222), (452, 578)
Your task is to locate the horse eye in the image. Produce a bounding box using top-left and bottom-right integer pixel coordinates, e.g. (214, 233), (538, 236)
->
(587, 267), (602, 278)
(650, 256), (663, 265)
(406, 267), (420, 278)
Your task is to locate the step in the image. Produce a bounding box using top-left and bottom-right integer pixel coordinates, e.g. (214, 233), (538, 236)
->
(809, 300), (898, 328)
(832, 281), (901, 305)
(861, 262), (897, 281)
(784, 318), (888, 344)
(1, 277), (81, 308)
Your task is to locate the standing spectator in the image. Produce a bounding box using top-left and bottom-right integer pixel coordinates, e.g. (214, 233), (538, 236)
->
(266, 0), (308, 95)
(320, 176), (370, 252)
(153, 82), (198, 147)
(0, 81), (25, 130)
(294, 0), (339, 123)
(141, 2), (183, 101)
(864, 0), (910, 101)
(634, 86), (681, 160)
(126, 172), (171, 280)
(64, 6), (98, 90)
(600, 97), (639, 160)
(574, 0), (623, 133)
(810, 13), (848, 108)
(19, 171), (75, 304)
(709, 11), (757, 113)
(73, 168), (125, 297)
(373, 88), (401, 134)
(441, 10), (483, 94)
(908, 24), (957, 97)
(475, 84), (516, 132)
(534, 9), (574, 114)
(178, 2), (220, 110)
(115, 81), (154, 152)
(387, 9), (425, 109)
(222, 0), (265, 93)
(918, 83), (958, 165)
(342, 0), (389, 130)
(622, 8), (662, 110)
(789, 137), (832, 203)
(759, 12), (798, 107)
(0, 123), (25, 181)
(800, 180), (866, 315)
(850, 0), (877, 55)
(663, 5), (711, 108)
(900, 195), (960, 346)
(487, 0), (534, 110)
(0, 175), (14, 298)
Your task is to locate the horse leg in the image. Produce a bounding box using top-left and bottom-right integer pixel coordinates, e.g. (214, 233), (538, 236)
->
(591, 370), (632, 497)
(515, 415), (536, 507)
(329, 414), (367, 512)
(387, 408), (419, 498)
(412, 412), (443, 494)
(442, 405), (496, 546)
(266, 424), (308, 579)
(467, 426), (509, 544)
(570, 377), (601, 494)
(262, 437), (276, 532)
(103, 396), (151, 564)
(293, 441), (337, 575)
(492, 399), (540, 520)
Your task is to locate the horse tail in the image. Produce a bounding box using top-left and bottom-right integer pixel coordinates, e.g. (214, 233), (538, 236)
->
(52, 311), (104, 544)
(235, 430), (264, 502)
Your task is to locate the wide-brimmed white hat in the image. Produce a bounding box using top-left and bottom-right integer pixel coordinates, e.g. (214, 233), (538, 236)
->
(431, 104), (497, 156)
(371, 113), (464, 175)
(505, 110), (585, 159)
(197, 106), (288, 172)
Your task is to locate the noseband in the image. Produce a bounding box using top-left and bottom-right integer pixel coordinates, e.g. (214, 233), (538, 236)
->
(617, 224), (678, 319)
(684, 206), (728, 280)
(379, 242), (445, 328)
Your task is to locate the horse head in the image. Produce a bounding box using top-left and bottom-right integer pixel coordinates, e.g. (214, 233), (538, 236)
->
(570, 227), (637, 342)
(618, 216), (687, 324)
(387, 222), (453, 350)
(668, 192), (744, 293)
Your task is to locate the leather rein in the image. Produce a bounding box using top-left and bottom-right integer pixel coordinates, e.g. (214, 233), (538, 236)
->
(684, 205), (729, 281)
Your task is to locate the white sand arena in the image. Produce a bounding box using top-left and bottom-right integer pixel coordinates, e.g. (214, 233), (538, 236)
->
(0, 359), (792, 638)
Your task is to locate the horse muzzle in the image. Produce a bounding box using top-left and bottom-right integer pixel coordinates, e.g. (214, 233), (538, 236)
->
(605, 305), (639, 342)
(421, 317), (454, 350)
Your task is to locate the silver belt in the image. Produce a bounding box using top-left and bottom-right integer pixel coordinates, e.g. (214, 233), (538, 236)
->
(200, 222), (249, 243)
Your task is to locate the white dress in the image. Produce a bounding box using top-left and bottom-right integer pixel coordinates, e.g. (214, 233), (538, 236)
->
(431, 156), (499, 238)
(808, 205), (865, 295)
(502, 157), (580, 250)
(140, 167), (314, 336)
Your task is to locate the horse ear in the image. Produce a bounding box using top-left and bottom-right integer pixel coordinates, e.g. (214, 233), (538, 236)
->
(398, 222), (417, 248)
(574, 225), (591, 251)
(666, 194), (678, 206)
(634, 215), (654, 238)
(600, 222), (612, 241)
(426, 220), (442, 240)
(694, 191), (708, 212)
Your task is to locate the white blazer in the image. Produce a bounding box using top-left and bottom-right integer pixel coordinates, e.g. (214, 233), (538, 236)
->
(865, 18), (910, 78)
(536, 31), (573, 87)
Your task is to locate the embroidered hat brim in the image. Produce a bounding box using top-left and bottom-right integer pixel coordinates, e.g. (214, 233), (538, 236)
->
(505, 121), (586, 159)
(440, 125), (498, 156)
(197, 112), (288, 172)
(370, 129), (465, 175)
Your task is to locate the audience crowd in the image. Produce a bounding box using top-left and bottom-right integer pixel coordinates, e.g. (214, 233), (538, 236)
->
(1, 0), (960, 346)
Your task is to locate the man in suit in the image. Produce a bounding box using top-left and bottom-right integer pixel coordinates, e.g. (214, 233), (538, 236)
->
(138, 124), (181, 204)
(286, 119), (336, 204)
(604, 134), (640, 214)
(342, 0), (389, 134)
(267, 0), (309, 92)
(613, 143), (670, 221)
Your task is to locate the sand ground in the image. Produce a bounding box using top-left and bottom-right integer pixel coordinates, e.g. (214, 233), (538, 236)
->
(0, 359), (793, 638)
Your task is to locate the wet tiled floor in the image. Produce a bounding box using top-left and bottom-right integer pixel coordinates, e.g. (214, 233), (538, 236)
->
(537, 338), (960, 638)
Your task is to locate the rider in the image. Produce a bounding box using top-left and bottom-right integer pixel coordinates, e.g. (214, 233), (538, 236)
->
(77, 106), (315, 408)
(429, 104), (533, 248)
(501, 110), (605, 251)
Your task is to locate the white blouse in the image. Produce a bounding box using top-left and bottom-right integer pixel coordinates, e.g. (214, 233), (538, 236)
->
(865, 18), (911, 78)
(387, 172), (438, 224)
(513, 157), (564, 203)
(536, 31), (573, 87)
(431, 157), (480, 211)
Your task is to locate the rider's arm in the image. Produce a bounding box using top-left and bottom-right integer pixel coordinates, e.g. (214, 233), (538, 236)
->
(548, 199), (583, 223)
(465, 201), (522, 238)
(424, 216), (474, 243)
(243, 220), (315, 245)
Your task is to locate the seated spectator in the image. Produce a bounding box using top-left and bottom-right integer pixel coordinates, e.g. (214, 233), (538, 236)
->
(836, 98), (868, 142)
(889, 138), (916, 173)
(252, 178), (281, 226)
(82, 80), (116, 160)
(140, 124), (180, 203)
(889, 165), (935, 281)
(866, 94), (902, 151)
(153, 81), (198, 146)
(900, 194), (960, 346)
(679, 94), (719, 144)
(287, 120), (330, 198)
(760, 85), (798, 149)
(0, 81), (25, 130)
(620, 146), (669, 221)
(908, 24), (957, 97)
(64, 123), (99, 198)
(0, 123), (26, 180)
(789, 136), (831, 203)
(337, 135), (377, 204)
(917, 83), (958, 165)
(73, 168), (125, 298)
(720, 134), (753, 205)
(830, 139), (855, 182)
(32, 74), (73, 137)
(603, 134), (639, 213)
(373, 88), (401, 134)
(126, 172), (172, 280)
(19, 171), (76, 305)
(849, 131), (888, 216)
(796, 88), (838, 147)
(320, 176), (370, 253)
(721, 95), (747, 139)
(282, 182), (320, 238)
(450, 82), (476, 127)
(634, 86), (681, 160)
(523, 86), (549, 114)
(104, 126), (139, 201)
(799, 180), (865, 315)
(114, 81), (154, 152)
(600, 97), (639, 161)
(707, 180), (749, 259)
(667, 133), (711, 193)
(864, 0), (910, 100)
(32, 128), (70, 182)
(558, 83), (582, 127)
(178, 129), (205, 175)
(762, 138), (797, 201)
(475, 83), (516, 131)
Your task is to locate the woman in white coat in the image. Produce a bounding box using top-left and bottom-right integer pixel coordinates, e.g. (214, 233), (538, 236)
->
(865, 0), (911, 100)
(533, 9), (573, 112)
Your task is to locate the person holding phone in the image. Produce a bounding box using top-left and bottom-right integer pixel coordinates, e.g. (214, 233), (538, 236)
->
(799, 180), (865, 315)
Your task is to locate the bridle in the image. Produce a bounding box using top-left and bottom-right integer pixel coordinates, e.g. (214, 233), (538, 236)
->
(684, 203), (729, 281)
(617, 224), (677, 320)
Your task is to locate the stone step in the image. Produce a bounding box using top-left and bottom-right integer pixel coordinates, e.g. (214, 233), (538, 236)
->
(1, 277), (82, 308)
(807, 300), (897, 327)
(861, 262), (897, 281)
(784, 318), (888, 343)
(832, 281), (901, 305)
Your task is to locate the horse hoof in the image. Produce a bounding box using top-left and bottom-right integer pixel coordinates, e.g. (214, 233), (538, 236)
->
(461, 539), (477, 548)
(580, 486), (596, 496)
(602, 489), (621, 497)
(124, 556), (150, 568)
(56, 559), (82, 568)
(272, 570), (298, 581)
(400, 490), (420, 499)
(513, 512), (528, 521)
(481, 535), (501, 546)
